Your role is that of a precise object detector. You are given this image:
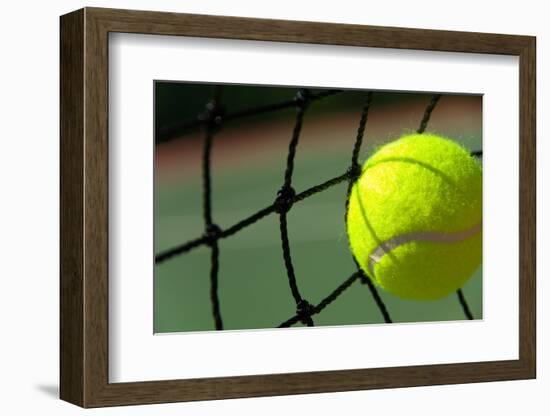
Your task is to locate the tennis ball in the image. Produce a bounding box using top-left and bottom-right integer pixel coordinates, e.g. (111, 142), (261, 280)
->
(346, 133), (482, 300)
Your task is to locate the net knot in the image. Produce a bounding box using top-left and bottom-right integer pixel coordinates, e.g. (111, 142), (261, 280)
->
(198, 100), (226, 130)
(274, 185), (296, 214)
(347, 163), (362, 183)
(359, 272), (371, 285)
(296, 300), (315, 324)
(204, 223), (222, 246)
(294, 89), (311, 109)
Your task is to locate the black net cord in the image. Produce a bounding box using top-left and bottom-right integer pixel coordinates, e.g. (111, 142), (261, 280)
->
(279, 213), (302, 303)
(155, 171), (351, 264)
(279, 271), (363, 328)
(343, 92), (393, 324)
(345, 92), (372, 208)
(202, 123), (215, 227)
(209, 241), (223, 329)
(201, 86), (224, 330)
(276, 89), (314, 326)
(360, 273), (392, 323)
(158, 89), (344, 144)
(457, 288), (474, 320)
(417, 94), (441, 134)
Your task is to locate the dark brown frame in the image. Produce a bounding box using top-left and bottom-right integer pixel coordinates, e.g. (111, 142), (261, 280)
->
(60, 7), (536, 408)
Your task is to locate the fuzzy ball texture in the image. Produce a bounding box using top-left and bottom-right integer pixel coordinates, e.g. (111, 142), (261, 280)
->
(346, 133), (482, 300)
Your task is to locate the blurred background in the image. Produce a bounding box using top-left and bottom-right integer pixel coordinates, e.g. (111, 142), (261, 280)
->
(154, 82), (482, 333)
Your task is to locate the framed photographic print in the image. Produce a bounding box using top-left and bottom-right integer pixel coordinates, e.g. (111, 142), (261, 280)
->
(60, 7), (536, 408)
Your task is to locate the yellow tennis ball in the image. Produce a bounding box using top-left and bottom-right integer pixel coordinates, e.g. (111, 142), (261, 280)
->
(346, 133), (482, 300)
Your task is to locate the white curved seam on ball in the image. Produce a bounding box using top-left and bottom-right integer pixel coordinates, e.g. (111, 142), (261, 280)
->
(367, 222), (482, 277)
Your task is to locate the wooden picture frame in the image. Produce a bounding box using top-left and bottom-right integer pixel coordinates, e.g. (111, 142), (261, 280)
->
(60, 7), (536, 408)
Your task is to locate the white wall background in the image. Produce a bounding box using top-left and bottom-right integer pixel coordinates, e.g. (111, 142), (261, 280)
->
(0, 0), (545, 414)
